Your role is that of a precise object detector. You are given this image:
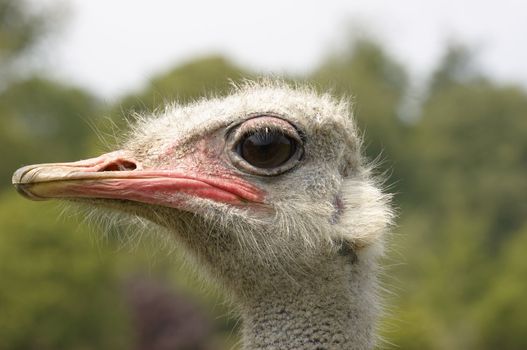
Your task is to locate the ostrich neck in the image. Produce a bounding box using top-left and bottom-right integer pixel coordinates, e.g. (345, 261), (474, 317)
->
(238, 251), (378, 350)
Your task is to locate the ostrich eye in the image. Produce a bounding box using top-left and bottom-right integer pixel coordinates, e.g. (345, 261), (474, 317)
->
(238, 130), (296, 169)
(227, 116), (304, 176)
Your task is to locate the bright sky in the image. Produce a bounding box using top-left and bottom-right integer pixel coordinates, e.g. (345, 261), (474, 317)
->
(43, 0), (527, 99)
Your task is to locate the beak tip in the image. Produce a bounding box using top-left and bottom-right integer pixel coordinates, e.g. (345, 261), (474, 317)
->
(12, 165), (47, 201)
(12, 165), (33, 185)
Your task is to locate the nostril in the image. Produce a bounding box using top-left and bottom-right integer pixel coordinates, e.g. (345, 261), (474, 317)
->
(99, 160), (137, 172)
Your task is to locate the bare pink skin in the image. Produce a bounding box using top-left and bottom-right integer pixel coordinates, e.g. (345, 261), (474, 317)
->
(12, 150), (264, 208)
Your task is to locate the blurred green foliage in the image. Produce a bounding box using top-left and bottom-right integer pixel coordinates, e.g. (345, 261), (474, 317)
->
(120, 56), (251, 112)
(0, 0), (46, 62)
(0, 192), (132, 350)
(1, 1), (526, 349)
(0, 77), (100, 186)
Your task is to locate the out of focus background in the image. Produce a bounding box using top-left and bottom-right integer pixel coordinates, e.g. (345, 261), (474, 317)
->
(1, 0), (526, 349)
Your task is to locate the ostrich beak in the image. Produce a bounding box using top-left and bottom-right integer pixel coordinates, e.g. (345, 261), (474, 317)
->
(12, 151), (264, 207)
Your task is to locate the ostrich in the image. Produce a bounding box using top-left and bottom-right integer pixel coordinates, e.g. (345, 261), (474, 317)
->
(12, 81), (393, 350)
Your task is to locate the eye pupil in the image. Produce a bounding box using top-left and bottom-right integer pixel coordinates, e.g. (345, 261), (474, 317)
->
(239, 130), (295, 169)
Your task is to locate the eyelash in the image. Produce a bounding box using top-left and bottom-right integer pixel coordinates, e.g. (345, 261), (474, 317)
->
(241, 128), (286, 143)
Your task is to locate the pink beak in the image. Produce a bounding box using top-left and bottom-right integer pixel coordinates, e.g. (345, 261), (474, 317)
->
(12, 151), (264, 208)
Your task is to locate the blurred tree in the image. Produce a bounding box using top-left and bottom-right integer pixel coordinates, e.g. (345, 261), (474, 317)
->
(118, 56), (251, 114)
(0, 77), (101, 190)
(311, 39), (408, 161)
(475, 224), (527, 350)
(428, 44), (483, 94)
(0, 192), (132, 350)
(413, 46), (527, 250)
(382, 44), (527, 350)
(0, 0), (59, 82)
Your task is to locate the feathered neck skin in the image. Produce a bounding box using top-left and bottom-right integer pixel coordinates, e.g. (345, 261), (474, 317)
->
(156, 203), (384, 350)
(135, 199), (385, 350)
(238, 248), (379, 350)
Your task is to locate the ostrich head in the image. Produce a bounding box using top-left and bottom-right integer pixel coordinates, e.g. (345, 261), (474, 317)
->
(13, 81), (392, 349)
